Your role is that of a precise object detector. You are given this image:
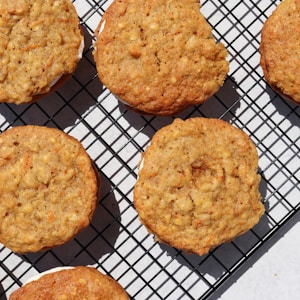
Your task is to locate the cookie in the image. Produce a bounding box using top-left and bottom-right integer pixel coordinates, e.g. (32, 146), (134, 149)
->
(260, 0), (300, 105)
(0, 125), (98, 253)
(134, 118), (265, 256)
(10, 266), (130, 300)
(0, 0), (84, 104)
(93, 0), (229, 115)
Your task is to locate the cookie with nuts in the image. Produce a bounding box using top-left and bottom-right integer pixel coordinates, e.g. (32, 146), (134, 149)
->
(93, 0), (229, 115)
(260, 0), (300, 105)
(10, 266), (130, 300)
(0, 125), (98, 253)
(134, 118), (265, 255)
(0, 0), (83, 104)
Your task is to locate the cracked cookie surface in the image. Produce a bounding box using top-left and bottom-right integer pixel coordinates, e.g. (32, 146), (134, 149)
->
(0, 0), (83, 104)
(10, 266), (130, 300)
(134, 118), (265, 255)
(94, 0), (229, 115)
(0, 126), (98, 253)
(260, 0), (300, 105)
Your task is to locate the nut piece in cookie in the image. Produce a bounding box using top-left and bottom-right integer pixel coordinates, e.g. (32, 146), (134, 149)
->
(134, 118), (265, 256)
(0, 126), (98, 253)
(93, 0), (229, 115)
(0, 0), (83, 104)
(260, 0), (300, 105)
(9, 266), (130, 300)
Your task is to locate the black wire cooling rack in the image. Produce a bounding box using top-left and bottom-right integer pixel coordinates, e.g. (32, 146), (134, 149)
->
(0, 0), (299, 299)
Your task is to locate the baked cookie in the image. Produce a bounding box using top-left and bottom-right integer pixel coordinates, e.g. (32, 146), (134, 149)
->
(0, 0), (84, 104)
(134, 118), (265, 256)
(260, 0), (300, 105)
(0, 125), (98, 253)
(93, 0), (229, 115)
(10, 266), (130, 300)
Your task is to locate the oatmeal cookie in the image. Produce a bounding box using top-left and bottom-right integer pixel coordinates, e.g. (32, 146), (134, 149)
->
(0, 0), (83, 104)
(260, 0), (300, 105)
(0, 125), (98, 253)
(10, 266), (130, 300)
(134, 118), (265, 256)
(93, 0), (229, 115)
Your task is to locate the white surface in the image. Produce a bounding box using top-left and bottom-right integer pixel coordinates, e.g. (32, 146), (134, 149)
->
(212, 212), (300, 300)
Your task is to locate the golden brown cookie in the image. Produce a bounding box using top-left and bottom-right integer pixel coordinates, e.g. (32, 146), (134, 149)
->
(93, 0), (229, 115)
(260, 0), (300, 105)
(0, 0), (83, 104)
(134, 118), (265, 256)
(0, 125), (98, 253)
(10, 266), (130, 300)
